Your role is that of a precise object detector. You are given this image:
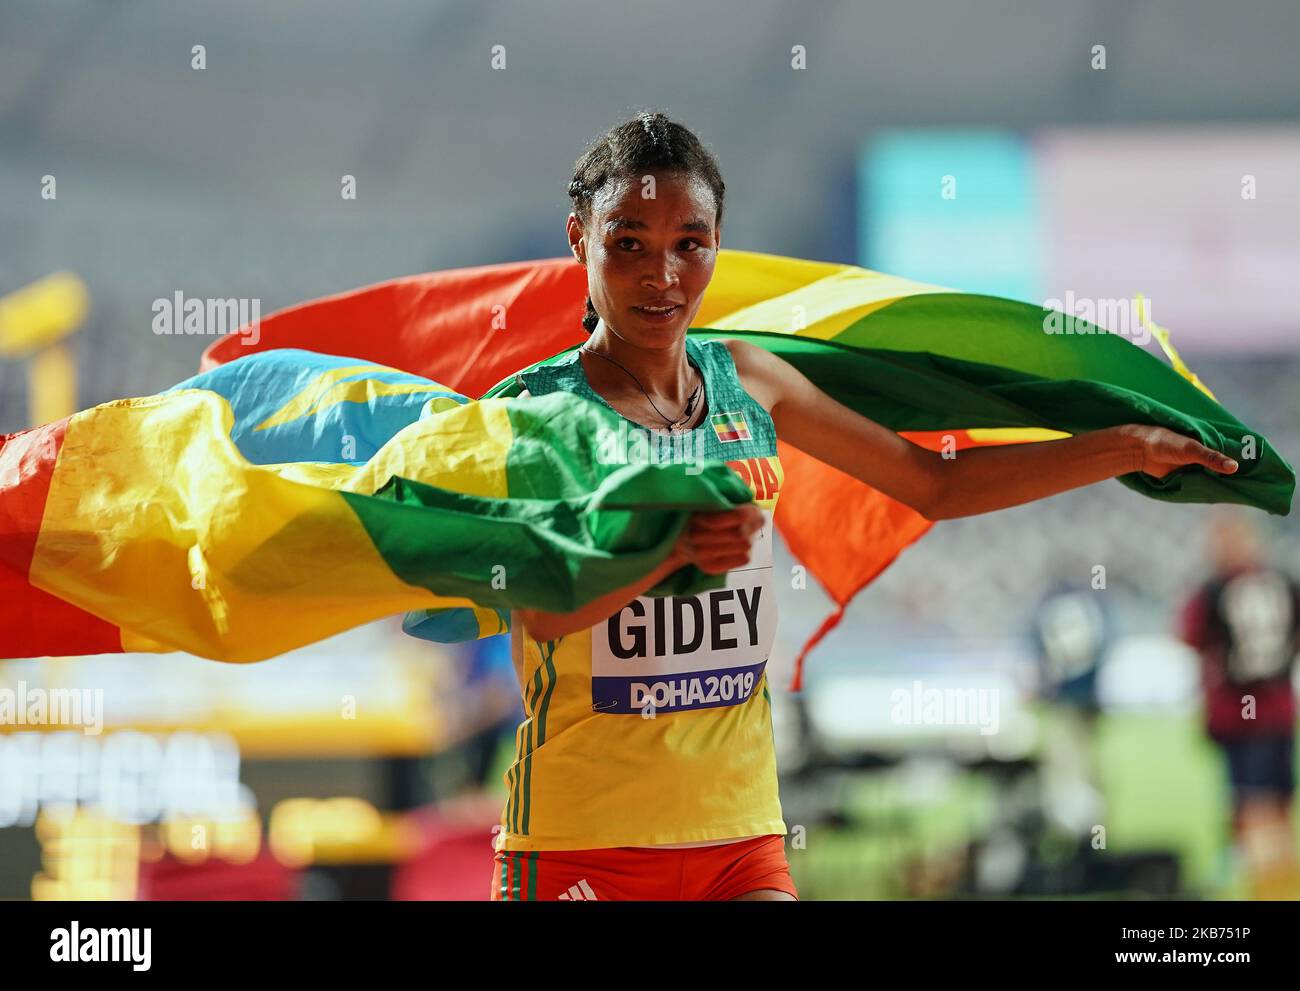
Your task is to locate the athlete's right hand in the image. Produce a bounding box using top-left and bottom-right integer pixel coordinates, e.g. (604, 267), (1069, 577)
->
(670, 504), (765, 575)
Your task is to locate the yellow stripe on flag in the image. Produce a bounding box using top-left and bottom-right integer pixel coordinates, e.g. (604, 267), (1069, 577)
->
(700, 251), (953, 340)
(30, 390), (516, 661)
(965, 427), (1071, 444)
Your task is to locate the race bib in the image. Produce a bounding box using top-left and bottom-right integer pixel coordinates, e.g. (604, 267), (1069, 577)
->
(590, 509), (777, 714)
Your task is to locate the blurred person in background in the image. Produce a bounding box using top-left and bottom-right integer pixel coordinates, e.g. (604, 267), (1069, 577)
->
(457, 635), (526, 791)
(1178, 507), (1300, 899)
(384, 634), (522, 818)
(1028, 562), (1115, 845)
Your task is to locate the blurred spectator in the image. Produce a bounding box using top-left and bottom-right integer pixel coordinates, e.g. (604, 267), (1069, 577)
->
(1031, 568), (1113, 714)
(1027, 564), (1115, 838)
(457, 633), (524, 790)
(384, 633), (522, 811)
(1178, 507), (1300, 899)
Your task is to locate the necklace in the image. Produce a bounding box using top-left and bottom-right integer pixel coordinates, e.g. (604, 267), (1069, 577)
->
(579, 344), (703, 431)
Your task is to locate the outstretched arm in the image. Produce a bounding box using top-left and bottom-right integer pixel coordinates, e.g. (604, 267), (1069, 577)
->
(725, 339), (1238, 522)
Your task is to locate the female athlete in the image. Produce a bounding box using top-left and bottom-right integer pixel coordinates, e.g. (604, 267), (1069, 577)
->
(490, 111), (1238, 901)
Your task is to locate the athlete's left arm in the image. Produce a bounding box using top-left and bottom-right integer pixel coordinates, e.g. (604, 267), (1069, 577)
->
(724, 339), (1238, 522)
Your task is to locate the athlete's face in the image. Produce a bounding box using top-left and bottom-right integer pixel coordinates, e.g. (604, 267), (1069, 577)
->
(568, 170), (720, 350)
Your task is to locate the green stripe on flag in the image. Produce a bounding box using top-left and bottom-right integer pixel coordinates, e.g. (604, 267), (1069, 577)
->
(685, 328), (1293, 515)
(340, 394), (755, 619)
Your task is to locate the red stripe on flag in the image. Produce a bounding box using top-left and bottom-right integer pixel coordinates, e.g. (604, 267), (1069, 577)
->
(200, 257), (591, 399)
(0, 419), (123, 657)
(774, 440), (933, 691)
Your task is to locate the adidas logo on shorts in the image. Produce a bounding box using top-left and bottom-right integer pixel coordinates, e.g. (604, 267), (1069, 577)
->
(557, 879), (598, 900)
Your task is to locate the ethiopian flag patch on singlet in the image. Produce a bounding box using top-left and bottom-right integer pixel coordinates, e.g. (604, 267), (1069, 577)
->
(710, 411), (751, 443)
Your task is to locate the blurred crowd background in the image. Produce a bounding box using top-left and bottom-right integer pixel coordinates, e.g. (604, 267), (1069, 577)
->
(2, 0), (1298, 900)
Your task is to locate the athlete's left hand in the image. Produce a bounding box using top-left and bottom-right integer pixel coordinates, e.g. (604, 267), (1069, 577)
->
(1117, 424), (1239, 479)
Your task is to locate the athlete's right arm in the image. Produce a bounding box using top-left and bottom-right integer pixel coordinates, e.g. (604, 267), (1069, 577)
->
(511, 384), (763, 641)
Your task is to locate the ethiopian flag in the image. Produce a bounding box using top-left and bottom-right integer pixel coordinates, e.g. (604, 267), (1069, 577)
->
(0, 350), (752, 663)
(2, 250), (1293, 687)
(709, 411), (752, 444)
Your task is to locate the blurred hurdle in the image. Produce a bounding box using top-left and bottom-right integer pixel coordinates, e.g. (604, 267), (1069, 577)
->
(0, 271), (91, 426)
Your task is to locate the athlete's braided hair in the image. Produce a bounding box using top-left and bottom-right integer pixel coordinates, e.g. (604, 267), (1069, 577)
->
(568, 111), (725, 333)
